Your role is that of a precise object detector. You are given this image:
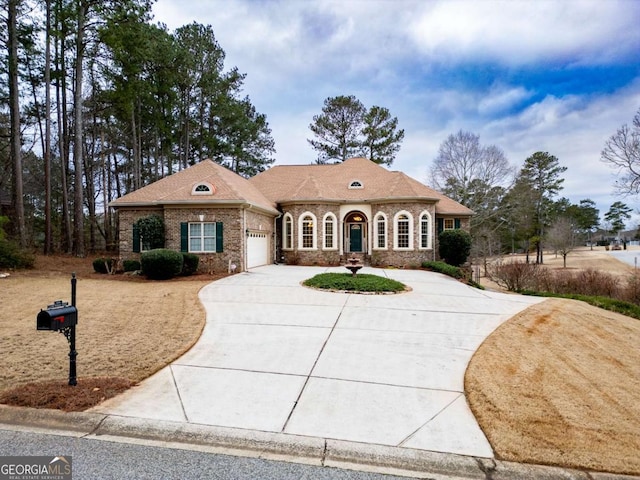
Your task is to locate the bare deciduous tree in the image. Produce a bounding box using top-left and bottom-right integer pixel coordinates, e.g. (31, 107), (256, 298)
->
(431, 131), (514, 196)
(601, 108), (640, 195)
(546, 216), (576, 268)
(430, 131), (515, 222)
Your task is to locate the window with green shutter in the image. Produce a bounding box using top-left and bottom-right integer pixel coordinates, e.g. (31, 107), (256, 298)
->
(133, 224), (141, 253)
(181, 222), (223, 253)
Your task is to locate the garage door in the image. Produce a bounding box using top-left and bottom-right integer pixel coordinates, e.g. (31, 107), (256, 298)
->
(247, 232), (269, 268)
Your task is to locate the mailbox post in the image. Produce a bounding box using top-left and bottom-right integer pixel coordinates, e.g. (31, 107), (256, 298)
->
(37, 273), (78, 386)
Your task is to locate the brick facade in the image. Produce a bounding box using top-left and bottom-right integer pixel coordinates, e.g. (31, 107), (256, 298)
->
(112, 158), (473, 273)
(117, 206), (274, 273)
(273, 201), (465, 268)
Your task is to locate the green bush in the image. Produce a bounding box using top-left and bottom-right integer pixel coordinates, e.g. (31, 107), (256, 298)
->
(123, 260), (141, 272)
(181, 253), (199, 276)
(135, 215), (165, 250)
(0, 216), (34, 269)
(303, 273), (406, 292)
(92, 257), (114, 274)
(141, 249), (183, 280)
(0, 240), (35, 269)
(421, 260), (463, 279)
(438, 229), (472, 267)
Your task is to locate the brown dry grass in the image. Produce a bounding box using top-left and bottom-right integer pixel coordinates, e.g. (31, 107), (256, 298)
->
(3, 250), (640, 475)
(468, 247), (640, 475)
(0, 255), (225, 411)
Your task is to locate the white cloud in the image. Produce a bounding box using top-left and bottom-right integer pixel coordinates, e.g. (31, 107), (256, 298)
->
(150, 0), (640, 220)
(476, 81), (640, 212)
(408, 0), (640, 66)
(478, 85), (533, 116)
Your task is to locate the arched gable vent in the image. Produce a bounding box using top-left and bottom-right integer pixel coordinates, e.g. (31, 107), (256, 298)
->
(192, 182), (215, 195)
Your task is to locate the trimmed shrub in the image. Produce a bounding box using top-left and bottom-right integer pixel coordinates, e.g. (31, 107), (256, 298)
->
(135, 215), (165, 251)
(438, 229), (472, 267)
(181, 253), (199, 276)
(123, 260), (141, 272)
(141, 249), (183, 280)
(303, 272), (406, 292)
(92, 257), (114, 274)
(421, 260), (463, 279)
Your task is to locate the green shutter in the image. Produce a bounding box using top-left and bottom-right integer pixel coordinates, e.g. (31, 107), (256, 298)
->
(133, 224), (141, 253)
(180, 222), (188, 252)
(216, 222), (223, 252)
(455, 218), (461, 229)
(437, 218), (444, 235)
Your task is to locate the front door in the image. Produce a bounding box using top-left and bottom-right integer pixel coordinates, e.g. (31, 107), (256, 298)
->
(349, 224), (363, 252)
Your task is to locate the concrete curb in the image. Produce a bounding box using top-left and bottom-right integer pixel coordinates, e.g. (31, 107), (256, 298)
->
(1, 405), (639, 480)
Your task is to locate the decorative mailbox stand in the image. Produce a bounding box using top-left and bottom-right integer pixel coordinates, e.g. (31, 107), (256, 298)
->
(37, 273), (78, 386)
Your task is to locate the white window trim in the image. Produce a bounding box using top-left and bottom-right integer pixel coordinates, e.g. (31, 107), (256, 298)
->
(322, 212), (338, 250)
(189, 222), (216, 253)
(298, 212), (318, 250)
(282, 213), (293, 250)
(393, 210), (414, 250)
(444, 218), (455, 231)
(348, 179), (364, 189)
(373, 212), (388, 250)
(419, 210), (433, 250)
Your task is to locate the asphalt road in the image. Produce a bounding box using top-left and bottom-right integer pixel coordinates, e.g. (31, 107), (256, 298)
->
(0, 429), (421, 480)
(607, 249), (640, 268)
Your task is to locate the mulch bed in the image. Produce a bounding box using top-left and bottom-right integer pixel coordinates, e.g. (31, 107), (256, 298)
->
(0, 377), (135, 412)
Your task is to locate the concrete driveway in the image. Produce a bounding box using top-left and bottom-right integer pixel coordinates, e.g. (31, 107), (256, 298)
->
(93, 265), (543, 458)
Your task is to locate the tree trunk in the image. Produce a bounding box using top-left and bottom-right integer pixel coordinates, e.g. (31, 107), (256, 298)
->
(8, 0), (26, 248)
(131, 107), (141, 189)
(44, 0), (53, 254)
(101, 130), (113, 250)
(55, 0), (72, 253)
(72, 0), (85, 256)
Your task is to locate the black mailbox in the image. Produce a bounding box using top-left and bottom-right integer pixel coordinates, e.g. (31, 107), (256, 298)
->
(37, 302), (78, 331)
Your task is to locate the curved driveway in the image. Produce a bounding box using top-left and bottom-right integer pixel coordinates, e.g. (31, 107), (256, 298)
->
(93, 265), (543, 458)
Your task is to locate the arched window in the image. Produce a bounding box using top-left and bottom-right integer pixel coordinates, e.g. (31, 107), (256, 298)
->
(419, 211), (432, 249)
(282, 213), (293, 250)
(394, 211), (413, 250)
(373, 212), (387, 249)
(298, 212), (317, 250)
(349, 180), (363, 189)
(323, 213), (337, 250)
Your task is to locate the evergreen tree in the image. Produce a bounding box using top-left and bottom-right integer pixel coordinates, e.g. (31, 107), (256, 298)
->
(308, 95), (365, 164)
(308, 95), (404, 165)
(361, 106), (404, 166)
(604, 201), (632, 236)
(517, 151), (567, 264)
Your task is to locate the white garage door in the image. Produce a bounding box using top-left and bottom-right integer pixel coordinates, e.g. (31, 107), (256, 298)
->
(247, 232), (269, 268)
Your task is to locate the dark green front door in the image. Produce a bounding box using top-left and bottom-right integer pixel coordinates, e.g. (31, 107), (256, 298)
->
(349, 224), (363, 252)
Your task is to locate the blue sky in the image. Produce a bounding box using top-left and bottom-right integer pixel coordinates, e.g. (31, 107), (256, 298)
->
(152, 0), (640, 225)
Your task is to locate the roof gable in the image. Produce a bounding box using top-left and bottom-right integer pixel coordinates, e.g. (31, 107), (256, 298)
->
(250, 157), (473, 215)
(110, 160), (278, 214)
